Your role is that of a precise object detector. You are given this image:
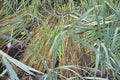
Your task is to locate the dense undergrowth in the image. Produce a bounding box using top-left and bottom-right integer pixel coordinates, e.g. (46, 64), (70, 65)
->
(0, 0), (120, 80)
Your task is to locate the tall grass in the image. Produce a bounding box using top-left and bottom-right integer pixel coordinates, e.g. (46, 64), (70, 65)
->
(0, 0), (120, 80)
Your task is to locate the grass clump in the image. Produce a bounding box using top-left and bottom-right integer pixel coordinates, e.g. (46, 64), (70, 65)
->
(0, 0), (120, 80)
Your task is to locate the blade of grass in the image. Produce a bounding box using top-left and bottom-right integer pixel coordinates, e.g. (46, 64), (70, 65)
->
(2, 57), (19, 80)
(94, 5), (101, 40)
(0, 50), (45, 76)
(72, 35), (101, 79)
(111, 28), (119, 51)
(73, 5), (102, 25)
(72, 35), (100, 54)
(101, 43), (110, 65)
(0, 34), (19, 42)
(94, 46), (100, 79)
(84, 76), (108, 80)
(23, 44), (50, 73)
(0, 34), (49, 74)
(52, 31), (66, 68)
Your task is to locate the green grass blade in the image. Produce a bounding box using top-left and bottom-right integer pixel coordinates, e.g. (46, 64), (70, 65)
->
(111, 28), (118, 50)
(73, 5), (102, 25)
(73, 35), (100, 54)
(101, 43), (110, 64)
(9, 57), (40, 76)
(2, 57), (19, 80)
(52, 31), (66, 68)
(0, 34), (19, 42)
(94, 47), (100, 79)
(94, 5), (101, 40)
(84, 76), (108, 80)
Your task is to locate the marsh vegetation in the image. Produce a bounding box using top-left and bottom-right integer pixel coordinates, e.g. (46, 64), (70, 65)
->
(0, 0), (120, 80)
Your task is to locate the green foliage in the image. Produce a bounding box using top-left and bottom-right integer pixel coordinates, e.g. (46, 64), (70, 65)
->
(0, 0), (120, 80)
